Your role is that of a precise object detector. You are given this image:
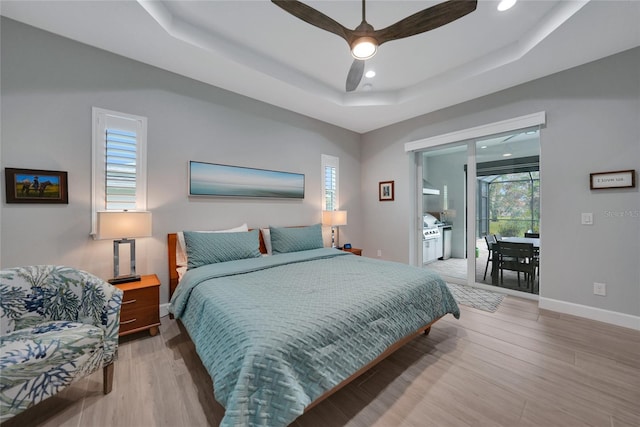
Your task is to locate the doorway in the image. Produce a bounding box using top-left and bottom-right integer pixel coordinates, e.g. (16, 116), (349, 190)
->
(420, 143), (468, 285)
(410, 113), (543, 295)
(474, 132), (540, 293)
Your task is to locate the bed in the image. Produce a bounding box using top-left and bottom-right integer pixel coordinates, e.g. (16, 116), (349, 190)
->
(167, 225), (459, 427)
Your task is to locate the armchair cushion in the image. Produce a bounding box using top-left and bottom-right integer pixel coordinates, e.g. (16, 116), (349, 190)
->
(1, 321), (105, 411)
(0, 266), (123, 421)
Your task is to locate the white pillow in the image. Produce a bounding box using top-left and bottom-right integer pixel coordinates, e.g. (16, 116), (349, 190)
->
(176, 224), (248, 281)
(260, 228), (273, 255)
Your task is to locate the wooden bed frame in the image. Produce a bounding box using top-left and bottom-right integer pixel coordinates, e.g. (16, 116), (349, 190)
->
(166, 232), (441, 415)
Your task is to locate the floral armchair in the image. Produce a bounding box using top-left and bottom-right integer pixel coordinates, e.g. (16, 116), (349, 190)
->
(0, 265), (123, 422)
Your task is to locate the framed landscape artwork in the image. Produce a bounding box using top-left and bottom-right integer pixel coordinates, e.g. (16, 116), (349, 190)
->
(189, 161), (305, 199)
(4, 168), (69, 204)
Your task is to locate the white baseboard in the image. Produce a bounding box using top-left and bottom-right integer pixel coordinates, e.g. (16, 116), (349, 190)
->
(538, 297), (640, 331)
(472, 282), (539, 301)
(160, 303), (171, 318)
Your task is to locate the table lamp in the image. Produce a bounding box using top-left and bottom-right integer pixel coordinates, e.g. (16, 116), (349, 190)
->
(322, 210), (347, 248)
(96, 211), (152, 284)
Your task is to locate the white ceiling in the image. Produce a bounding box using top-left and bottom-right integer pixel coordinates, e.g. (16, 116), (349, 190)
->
(2, 0), (639, 133)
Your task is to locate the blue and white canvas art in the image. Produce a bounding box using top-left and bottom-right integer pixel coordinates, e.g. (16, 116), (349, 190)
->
(189, 161), (305, 199)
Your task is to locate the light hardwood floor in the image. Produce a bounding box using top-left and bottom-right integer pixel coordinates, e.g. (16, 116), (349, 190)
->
(4, 297), (639, 427)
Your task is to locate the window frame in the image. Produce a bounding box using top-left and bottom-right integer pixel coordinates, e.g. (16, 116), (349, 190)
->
(91, 107), (148, 236)
(321, 154), (339, 211)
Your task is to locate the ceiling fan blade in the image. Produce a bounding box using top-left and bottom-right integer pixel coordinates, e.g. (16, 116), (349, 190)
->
(374, 0), (478, 45)
(271, 0), (352, 43)
(346, 59), (365, 92)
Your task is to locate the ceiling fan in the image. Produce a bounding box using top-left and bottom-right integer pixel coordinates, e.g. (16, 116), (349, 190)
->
(272, 0), (478, 92)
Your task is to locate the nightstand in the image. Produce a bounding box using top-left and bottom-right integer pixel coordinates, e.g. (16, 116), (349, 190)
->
(114, 274), (161, 337)
(341, 247), (362, 256)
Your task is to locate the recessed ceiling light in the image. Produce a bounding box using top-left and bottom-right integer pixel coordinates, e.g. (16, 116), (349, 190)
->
(502, 153), (513, 157)
(481, 145), (488, 149)
(365, 70), (376, 78)
(497, 0), (517, 12)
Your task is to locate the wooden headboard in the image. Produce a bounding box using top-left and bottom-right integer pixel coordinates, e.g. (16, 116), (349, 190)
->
(167, 233), (179, 300)
(167, 230), (268, 300)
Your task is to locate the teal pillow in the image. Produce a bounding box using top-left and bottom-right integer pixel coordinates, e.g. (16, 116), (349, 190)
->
(269, 224), (324, 254)
(184, 229), (261, 269)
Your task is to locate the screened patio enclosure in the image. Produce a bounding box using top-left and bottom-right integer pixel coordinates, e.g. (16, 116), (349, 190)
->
(475, 156), (540, 239)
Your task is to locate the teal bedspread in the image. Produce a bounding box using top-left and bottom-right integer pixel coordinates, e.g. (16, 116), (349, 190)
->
(170, 248), (459, 427)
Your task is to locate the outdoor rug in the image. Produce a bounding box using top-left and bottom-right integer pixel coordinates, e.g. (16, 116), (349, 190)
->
(446, 283), (506, 313)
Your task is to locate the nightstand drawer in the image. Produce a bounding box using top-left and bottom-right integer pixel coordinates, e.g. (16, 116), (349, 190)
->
(119, 309), (159, 334)
(119, 287), (159, 333)
(115, 274), (161, 337)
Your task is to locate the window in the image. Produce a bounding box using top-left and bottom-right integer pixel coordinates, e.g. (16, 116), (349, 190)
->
(91, 107), (147, 235)
(321, 154), (339, 210)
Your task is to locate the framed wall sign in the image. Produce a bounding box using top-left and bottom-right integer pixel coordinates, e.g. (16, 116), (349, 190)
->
(4, 168), (68, 204)
(590, 170), (636, 190)
(189, 161), (305, 199)
(379, 180), (395, 201)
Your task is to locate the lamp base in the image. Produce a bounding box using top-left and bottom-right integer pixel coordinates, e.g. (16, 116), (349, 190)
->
(108, 275), (141, 285)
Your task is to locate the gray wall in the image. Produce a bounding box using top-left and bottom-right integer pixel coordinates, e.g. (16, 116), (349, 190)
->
(0, 18), (362, 304)
(2, 18), (639, 322)
(362, 47), (640, 318)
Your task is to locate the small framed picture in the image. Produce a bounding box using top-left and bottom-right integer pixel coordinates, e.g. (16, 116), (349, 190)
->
(379, 180), (394, 201)
(4, 168), (68, 204)
(590, 170), (635, 190)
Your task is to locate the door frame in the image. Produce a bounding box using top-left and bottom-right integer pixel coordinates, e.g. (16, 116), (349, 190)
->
(405, 112), (546, 289)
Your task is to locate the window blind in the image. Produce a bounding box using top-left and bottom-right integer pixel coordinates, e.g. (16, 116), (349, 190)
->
(105, 128), (137, 210)
(324, 165), (336, 211)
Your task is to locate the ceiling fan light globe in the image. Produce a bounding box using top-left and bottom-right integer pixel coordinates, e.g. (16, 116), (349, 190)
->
(351, 37), (377, 60)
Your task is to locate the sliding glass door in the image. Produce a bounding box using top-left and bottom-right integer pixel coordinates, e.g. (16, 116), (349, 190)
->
(474, 130), (540, 293)
(412, 117), (541, 294)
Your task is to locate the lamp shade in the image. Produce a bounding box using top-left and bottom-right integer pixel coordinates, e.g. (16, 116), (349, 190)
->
(96, 211), (152, 240)
(322, 210), (347, 227)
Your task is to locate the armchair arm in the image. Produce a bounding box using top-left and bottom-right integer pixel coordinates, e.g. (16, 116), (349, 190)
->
(0, 266), (123, 365)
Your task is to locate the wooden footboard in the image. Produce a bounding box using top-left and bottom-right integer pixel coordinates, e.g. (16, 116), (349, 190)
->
(304, 318), (440, 412)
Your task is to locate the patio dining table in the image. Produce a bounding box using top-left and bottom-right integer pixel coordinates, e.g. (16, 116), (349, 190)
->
(501, 236), (540, 247)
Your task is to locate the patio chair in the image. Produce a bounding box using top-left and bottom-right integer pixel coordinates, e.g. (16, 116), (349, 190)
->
(496, 241), (537, 291)
(523, 233), (540, 277)
(483, 234), (497, 280)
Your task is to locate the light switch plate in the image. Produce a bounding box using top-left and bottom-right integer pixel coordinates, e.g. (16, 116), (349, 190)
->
(581, 212), (593, 225)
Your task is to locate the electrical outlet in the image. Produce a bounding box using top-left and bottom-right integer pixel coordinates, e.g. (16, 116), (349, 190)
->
(593, 282), (606, 296)
(581, 212), (593, 225)
(377, 249), (382, 257)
